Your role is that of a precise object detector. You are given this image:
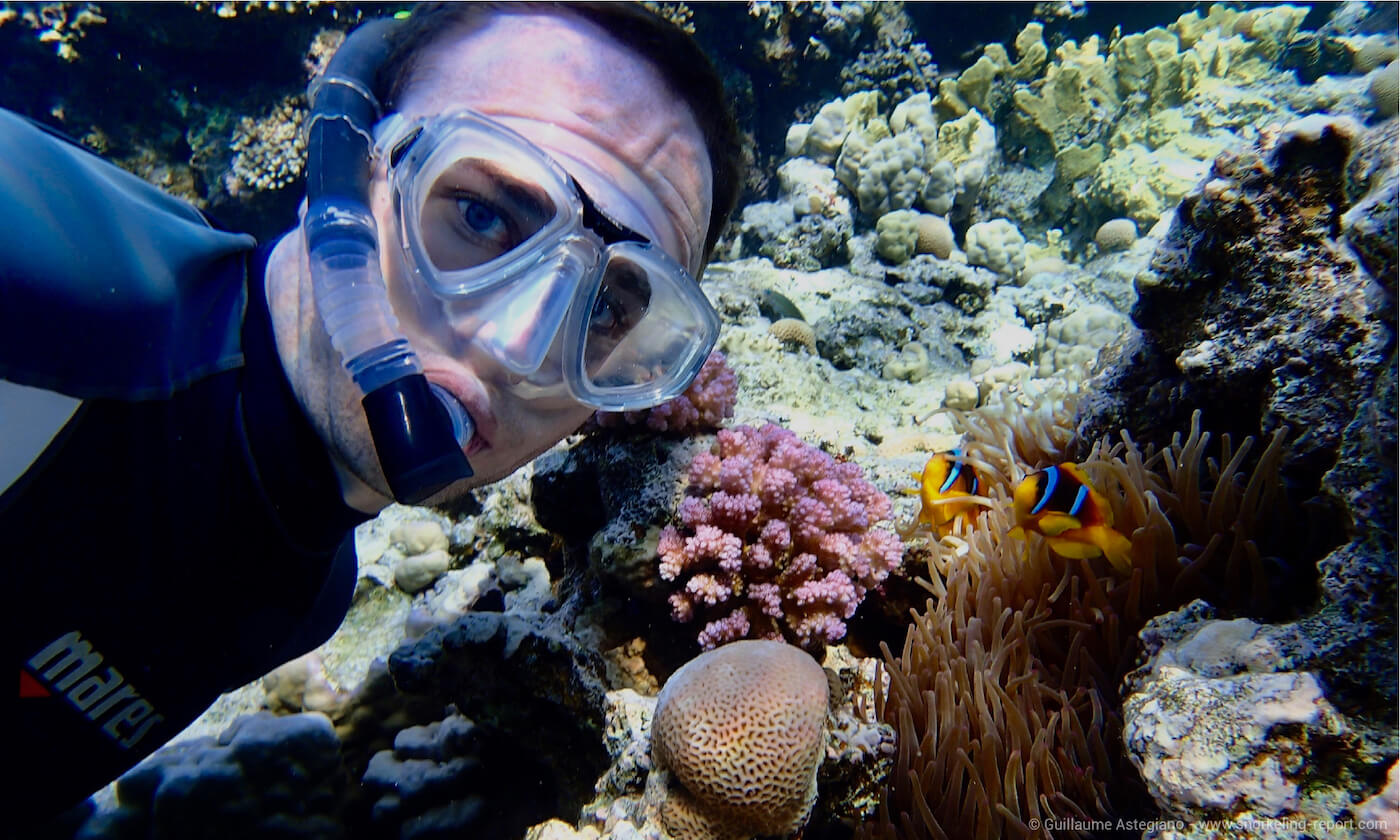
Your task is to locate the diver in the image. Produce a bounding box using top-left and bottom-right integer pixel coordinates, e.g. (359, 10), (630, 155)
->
(1, 2), (742, 828)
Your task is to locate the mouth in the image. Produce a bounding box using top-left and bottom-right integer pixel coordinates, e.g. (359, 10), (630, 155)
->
(423, 367), (497, 457)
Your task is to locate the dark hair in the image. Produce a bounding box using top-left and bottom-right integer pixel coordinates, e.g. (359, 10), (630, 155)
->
(375, 1), (742, 268)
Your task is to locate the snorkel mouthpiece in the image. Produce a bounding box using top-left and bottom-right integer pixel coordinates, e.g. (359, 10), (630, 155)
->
(361, 377), (476, 504)
(305, 17), (472, 503)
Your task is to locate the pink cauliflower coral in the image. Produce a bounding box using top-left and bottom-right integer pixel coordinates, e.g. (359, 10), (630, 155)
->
(658, 423), (904, 650)
(593, 350), (737, 433)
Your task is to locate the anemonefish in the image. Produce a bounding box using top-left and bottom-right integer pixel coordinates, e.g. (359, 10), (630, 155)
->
(1009, 463), (1133, 575)
(903, 449), (985, 537)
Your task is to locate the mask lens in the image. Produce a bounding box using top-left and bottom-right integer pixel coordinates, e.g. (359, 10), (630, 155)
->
(577, 244), (717, 400)
(583, 256), (654, 384)
(417, 159), (558, 272)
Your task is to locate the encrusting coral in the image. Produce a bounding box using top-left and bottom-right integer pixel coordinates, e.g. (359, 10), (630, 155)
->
(860, 381), (1294, 839)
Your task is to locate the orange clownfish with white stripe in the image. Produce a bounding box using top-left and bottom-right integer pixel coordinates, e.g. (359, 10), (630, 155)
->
(1009, 463), (1133, 575)
(902, 449), (986, 538)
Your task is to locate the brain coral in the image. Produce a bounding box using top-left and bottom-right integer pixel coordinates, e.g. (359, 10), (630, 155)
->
(915, 213), (954, 259)
(769, 317), (817, 353)
(659, 423), (904, 650)
(651, 640), (831, 839)
(1094, 217), (1139, 252)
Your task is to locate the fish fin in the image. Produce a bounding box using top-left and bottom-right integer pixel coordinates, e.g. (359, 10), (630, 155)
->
(1008, 526), (1027, 540)
(1046, 536), (1104, 560)
(1037, 512), (1082, 536)
(1085, 526), (1134, 575)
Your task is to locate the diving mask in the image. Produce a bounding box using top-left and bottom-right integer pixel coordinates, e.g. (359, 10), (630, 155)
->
(374, 110), (719, 412)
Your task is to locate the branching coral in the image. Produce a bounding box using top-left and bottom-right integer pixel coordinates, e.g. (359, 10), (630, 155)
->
(640, 1), (694, 35)
(593, 350), (738, 433)
(839, 28), (938, 103)
(862, 384), (1295, 839)
(658, 423), (904, 650)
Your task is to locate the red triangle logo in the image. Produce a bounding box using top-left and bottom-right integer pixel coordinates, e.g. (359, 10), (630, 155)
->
(19, 670), (50, 699)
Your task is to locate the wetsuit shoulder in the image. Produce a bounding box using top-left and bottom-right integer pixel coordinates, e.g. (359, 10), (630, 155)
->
(0, 106), (255, 399)
(0, 114), (371, 826)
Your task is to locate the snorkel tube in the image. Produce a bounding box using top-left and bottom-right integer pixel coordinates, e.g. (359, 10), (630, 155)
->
(303, 17), (474, 503)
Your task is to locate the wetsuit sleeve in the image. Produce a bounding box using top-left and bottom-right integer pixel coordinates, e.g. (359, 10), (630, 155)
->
(0, 107), (256, 400)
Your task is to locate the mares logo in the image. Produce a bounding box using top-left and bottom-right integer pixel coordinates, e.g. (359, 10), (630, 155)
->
(22, 631), (165, 750)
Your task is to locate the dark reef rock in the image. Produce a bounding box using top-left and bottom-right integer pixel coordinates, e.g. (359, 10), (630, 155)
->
(387, 607), (612, 826)
(1077, 114), (1398, 721)
(360, 713), (492, 839)
(1343, 117), (1400, 295)
(1080, 115), (1394, 495)
(71, 713), (347, 840)
(530, 448), (608, 544)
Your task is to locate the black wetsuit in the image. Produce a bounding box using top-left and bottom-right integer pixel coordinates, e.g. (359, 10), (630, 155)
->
(0, 108), (371, 827)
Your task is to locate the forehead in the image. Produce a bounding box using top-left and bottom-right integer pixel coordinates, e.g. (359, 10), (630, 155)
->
(392, 10), (712, 272)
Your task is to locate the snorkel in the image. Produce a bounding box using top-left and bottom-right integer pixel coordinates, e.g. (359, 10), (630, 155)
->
(302, 17), (474, 503)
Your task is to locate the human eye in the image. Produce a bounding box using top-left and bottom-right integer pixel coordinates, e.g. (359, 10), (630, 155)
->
(419, 163), (557, 271)
(589, 287), (624, 335)
(589, 265), (651, 340)
(453, 194), (514, 250)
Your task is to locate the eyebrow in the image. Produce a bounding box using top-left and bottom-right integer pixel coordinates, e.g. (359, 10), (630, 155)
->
(435, 159), (554, 216)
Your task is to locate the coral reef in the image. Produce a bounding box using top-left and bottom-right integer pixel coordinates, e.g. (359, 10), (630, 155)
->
(858, 374), (1341, 839)
(769, 317), (818, 353)
(963, 218), (1029, 280)
(838, 26), (938, 104)
(747, 1), (875, 79)
(658, 423), (904, 650)
(1093, 216), (1138, 251)
(23, 4), (1398, 839)
(914, 212), (954, 259)
(1, 3), (107, 61)
(388, 606), (613, 829)
(1123, 603), (1372, 835)
(1080, 113), (1393, 494)
(360, 713), (489, 836)
(874, 209), (921, 264)
(1034, 304), (1128, 378)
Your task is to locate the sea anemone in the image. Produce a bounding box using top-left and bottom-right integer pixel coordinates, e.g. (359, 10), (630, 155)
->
(861, 387), (1295, 839)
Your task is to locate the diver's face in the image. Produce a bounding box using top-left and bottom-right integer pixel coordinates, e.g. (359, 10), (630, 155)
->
(345, 10), (712, 504)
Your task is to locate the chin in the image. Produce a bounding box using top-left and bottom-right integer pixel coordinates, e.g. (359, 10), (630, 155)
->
(465, 445), (548, 487)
